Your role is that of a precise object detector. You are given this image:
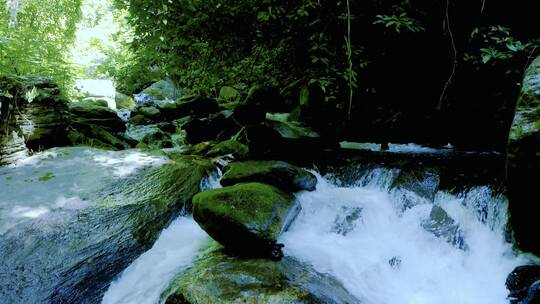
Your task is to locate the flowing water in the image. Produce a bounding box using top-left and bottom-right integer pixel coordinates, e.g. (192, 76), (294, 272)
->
(100, 164), (527, 304)
(281, 170), (526, 304)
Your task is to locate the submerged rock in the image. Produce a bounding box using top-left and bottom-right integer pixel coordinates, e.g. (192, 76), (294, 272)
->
(0, 148), (211, 303)
(192, 183), (299, 259)
(163, 245), (360, 304)
(507, 55), (540, 255)
(421, 205), (467, 250)
(507, 265), (540, 303)
(391, 168), (440, 211)
(221, 160), (317, 192)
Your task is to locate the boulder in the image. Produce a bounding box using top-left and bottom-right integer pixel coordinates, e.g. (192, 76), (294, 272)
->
(231, 85), (282, 125)
(115, 92), (135, 110)
(140, 79), (182, 102)
(158, 95), (219, 120)
(221, 160), (317, 192)
(137, 106), (161, 121)
(192, 183), (299, 259)
(391, 168), (440, 211)
(507, 265), (540, 303)
(69, 101), (125, 133)
(183, 112), (240, 144)
(163, 245), (359, 304)
(507, 55), (540, 255)
(205, 139), (249, 159)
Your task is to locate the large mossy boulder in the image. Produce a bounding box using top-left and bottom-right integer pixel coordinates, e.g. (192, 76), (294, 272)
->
(115, 92), (135, 110)
(192, 183), (299, 259)
(140, 79), (182, 101)
(163, 245), (359, 304)
(221, 160), (317, 192)
(69, 101), (125, 133)
(68, 101), (133, 150)
(186, 139), (249, 159)
(507, 55), (540, 255)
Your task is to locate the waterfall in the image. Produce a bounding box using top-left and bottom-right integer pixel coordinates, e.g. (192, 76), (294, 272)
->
(7, 0), (20, 27)
(280, 169), (527, 304)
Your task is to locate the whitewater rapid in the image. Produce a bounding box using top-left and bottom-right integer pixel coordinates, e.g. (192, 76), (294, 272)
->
(102, 167), (526, 304)
(281, 170), (526, 304)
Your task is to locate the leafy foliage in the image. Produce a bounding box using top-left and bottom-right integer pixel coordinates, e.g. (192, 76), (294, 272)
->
(374, 12), (425, 33)
(0, 0), (82, 93)
(111, 0), (363, 105)
(464, 26), (539, 65)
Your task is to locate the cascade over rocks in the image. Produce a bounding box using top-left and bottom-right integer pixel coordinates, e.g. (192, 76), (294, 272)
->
(192, 182), (299, 259)
(507, 55), (540, 255)
(163, 245), (360, 304)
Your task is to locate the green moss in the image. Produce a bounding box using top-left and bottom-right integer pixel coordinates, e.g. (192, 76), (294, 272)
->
(221, 160), (317, 192)
(163, 244), (314, 304)
(206, 139), (249, 159)
(192, 182), (296, 258)
(38, 171), (55, 182)
(116, 156), (212, 246)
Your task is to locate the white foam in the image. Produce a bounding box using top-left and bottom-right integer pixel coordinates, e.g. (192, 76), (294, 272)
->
(281, 172), (527, 304)
(101, 217), (209, 304)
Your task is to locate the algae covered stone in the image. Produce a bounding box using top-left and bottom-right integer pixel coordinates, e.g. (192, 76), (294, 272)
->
(221, 160), (317, 191)
(163, 244), (359, 304)
(192, 183), (299, 259)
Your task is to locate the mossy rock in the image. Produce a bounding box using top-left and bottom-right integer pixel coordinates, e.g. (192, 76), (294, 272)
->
(206, 139), (249, 159)
(163, 244), (359, 304)
(138, 106), (161, 121)
(141, 79), (182, 101)
(221, 161), (317, 192)
(69, 101), (126, 133)
(115, 92), (135, 110)
(157, 95), (219, 120)
(128, 114), (149, 126)
(192, 183), (299, 259)
(219, 86), (240, 103)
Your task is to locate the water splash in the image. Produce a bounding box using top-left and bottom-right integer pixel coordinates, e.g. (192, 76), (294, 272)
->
(281, 170), (527, 304)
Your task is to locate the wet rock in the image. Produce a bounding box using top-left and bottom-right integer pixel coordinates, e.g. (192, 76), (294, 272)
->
(421, 205), (467, 250)
(163, 245), (360, 304)
(221, 160), (317, 192)
(0, 150), (212, 303)
(137, 129), (174, 149)
(388, 256), (402, 270)
(332, 206), (363, 236)
(507, 55), (540, 255)
(391, 168), (440, 211)
(507, 265), (540, 303)
(192, 183), (299, 259)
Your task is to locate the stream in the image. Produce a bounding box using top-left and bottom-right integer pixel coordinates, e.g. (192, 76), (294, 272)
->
(99, 160), (527, 304)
